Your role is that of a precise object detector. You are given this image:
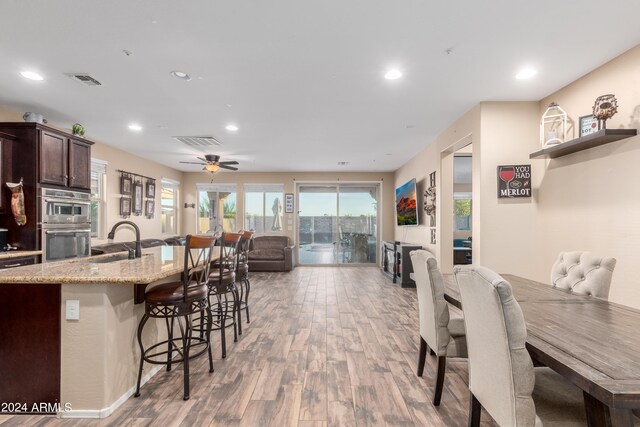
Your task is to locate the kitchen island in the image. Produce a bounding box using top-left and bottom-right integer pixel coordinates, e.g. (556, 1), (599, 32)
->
(0, 245), (206, 418)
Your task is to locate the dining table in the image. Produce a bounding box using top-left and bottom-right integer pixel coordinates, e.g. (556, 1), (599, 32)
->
(442, 273), (640, 427)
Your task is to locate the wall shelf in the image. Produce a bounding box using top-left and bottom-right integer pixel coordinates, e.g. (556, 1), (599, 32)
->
(529, 129), (637, 159)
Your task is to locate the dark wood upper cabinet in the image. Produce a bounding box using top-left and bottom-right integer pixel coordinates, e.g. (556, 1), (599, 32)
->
(0, 123), (94, 193)
(40, 131), (68, 186)
(68, 139), (91, 190)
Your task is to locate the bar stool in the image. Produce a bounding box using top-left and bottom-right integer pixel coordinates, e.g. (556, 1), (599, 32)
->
(208, 231), (243, 358)
(236, 230), (255, 327)
(134, 234), (216, 400)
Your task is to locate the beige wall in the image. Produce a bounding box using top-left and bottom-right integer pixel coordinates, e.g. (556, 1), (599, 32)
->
(91, 143), (183, 244)
(394, 104), (480, 272)
(534, 45), (640, 307)
(181, 171), (395, 247)
(395, 44), (640, 309)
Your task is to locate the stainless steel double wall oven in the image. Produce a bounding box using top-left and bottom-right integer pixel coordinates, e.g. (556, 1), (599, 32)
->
(39, 187), (91, 262)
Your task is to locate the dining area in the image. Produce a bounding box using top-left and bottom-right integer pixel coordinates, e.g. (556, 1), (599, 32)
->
(410, 248), (640, 426)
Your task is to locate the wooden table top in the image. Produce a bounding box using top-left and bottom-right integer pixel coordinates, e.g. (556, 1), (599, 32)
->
(443, 273), (640, 426)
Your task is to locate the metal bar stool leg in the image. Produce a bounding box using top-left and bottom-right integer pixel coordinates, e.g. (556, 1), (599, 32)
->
(134, 313), (150, 398)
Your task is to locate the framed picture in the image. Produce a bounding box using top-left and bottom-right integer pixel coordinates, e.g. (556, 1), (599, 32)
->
(146, 181), (155, 198)
(132, 182), (143, 214)
(146, 200), (155, 218)
(579, 115), (600, 138)
(120, 175), (132, 195)
(285, 193), (294, 213)
(120, 197), (131, 216)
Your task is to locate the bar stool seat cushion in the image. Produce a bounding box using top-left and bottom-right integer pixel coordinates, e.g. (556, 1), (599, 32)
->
(209, 271), (236, 286)
(145, 282), (208, 304)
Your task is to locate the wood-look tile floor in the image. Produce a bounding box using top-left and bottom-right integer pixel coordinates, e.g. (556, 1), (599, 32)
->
(0, 267), (497, 427)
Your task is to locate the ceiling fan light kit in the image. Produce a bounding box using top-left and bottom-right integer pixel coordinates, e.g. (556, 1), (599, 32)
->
(179, 153), (240, 173)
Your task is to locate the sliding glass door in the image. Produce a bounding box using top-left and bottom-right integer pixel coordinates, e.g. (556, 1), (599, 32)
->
(298, 184), (378, 265)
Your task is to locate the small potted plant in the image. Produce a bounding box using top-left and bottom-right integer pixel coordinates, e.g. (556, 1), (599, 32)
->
(72, 123), (85, 137)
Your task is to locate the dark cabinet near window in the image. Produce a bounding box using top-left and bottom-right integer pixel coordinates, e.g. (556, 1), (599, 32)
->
(39, 130), (91, 190)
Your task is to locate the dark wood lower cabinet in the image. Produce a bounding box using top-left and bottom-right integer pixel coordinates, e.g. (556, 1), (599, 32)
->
(0, 283), (60, 414)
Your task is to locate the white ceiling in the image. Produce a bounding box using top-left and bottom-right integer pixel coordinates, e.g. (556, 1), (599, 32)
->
(1, 1), (640, 173)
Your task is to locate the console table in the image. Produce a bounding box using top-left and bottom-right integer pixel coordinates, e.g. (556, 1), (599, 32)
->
(381, 241), (422, 288)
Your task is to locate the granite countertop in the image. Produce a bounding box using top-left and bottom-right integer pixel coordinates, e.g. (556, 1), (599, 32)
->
(0, 246), (193, 285)
(0, 250), (43, 260)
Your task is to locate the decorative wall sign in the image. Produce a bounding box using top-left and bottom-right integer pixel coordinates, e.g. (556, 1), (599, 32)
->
(430, 228), (436, 245)
(132, 181), (143, 215)
(423, 171), (436, 227)
(120, 175), (132, 195)
(579, 115), (600, 138)
(146, 200), (155, 218)
(146, 181), (156, 198)
(120, 197), (131, 216)
(285, 193), (294, 213)
(497, 165), (531, 198)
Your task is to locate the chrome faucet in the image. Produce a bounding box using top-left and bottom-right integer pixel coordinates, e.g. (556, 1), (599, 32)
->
(107, 221), (142, 258)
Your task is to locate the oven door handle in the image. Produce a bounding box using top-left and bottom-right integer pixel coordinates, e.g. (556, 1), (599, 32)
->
(45, 229), (91, 235)
(43, 197), (91, 205)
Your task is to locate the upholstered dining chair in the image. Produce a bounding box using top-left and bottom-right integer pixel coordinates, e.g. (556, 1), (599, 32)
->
(409, 249), (467, 406)
(550, 251), (616, 299)
(454, 265), (586, 426)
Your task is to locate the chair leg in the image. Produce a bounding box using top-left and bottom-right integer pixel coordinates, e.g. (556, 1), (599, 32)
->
(233, 284), (242, 337)
(433, 356), (446, 406)
(205, 304), (214, 373)
(218, 295), (227, 359)
(177, 315), (191, 400)
(166, 316), (174, 372)
(245, 277), (251, 323)
(468, 391), (481, 427)
(134, 313), (150, 398)
(417, 337), (427, 377)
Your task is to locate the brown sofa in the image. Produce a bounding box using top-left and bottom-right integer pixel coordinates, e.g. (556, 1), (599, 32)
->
(248, 235), (294, 272)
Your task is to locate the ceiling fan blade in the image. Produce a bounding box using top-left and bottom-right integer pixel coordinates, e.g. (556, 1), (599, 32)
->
(180, 161), (207, 165)
(218, 164), (239, 171)
(219, 161), (239, 165)
(196, 157), (208, 162)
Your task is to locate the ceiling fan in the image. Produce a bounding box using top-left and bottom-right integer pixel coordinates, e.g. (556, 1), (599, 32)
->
(179, 154), (239, 173)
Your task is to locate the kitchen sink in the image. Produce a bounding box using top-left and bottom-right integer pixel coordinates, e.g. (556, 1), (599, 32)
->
(78, 253), (152, 264)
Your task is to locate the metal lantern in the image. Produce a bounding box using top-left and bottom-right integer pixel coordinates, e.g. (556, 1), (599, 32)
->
(540, 102), (568, 148)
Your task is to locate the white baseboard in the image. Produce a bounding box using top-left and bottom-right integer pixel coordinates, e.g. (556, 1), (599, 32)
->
(59, 366), (162, 419)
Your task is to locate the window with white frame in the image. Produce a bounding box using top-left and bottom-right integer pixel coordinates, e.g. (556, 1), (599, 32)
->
(90, 159), (107, 238)
(196, 183), (237, 233)
(244, 184), (284, 233)
(161, 178), (180, 234)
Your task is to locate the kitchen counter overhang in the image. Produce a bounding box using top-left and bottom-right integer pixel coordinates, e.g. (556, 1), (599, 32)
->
(0, 246), (193, 303)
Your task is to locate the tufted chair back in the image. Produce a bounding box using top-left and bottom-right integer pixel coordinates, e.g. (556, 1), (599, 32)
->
(410, 250), (451, 356)
(454, 265), (537, 427)
(550, 251), (616, 299)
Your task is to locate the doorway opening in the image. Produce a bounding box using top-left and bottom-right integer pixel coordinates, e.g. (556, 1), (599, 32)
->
(453, 148), (472, 265)
(297, 183), (379, 265)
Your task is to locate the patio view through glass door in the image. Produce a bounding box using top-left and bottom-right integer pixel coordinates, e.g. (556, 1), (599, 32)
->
(298, 184), (378, 265)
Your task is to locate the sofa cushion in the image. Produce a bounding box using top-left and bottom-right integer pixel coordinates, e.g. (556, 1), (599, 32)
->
(249, 248), (285, 261)
(252, 236), (290, 250)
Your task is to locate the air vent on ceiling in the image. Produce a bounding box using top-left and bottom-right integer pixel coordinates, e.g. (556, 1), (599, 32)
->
(172, 136), (223, 147)
(337, 161), (350, 166)
(65, 73), (102, 86)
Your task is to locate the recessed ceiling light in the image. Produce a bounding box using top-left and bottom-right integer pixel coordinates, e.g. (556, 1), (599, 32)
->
(384, 69), (402, 80)
(515, 68), (537, 80)
(128, 124), (143, 132)
(170, 70), (191, 81)
(225, 124), (239, 132)
(20, 71), (44, 81)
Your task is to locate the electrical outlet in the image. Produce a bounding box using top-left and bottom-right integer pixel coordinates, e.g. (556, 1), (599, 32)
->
(66, 300), (80, 320)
